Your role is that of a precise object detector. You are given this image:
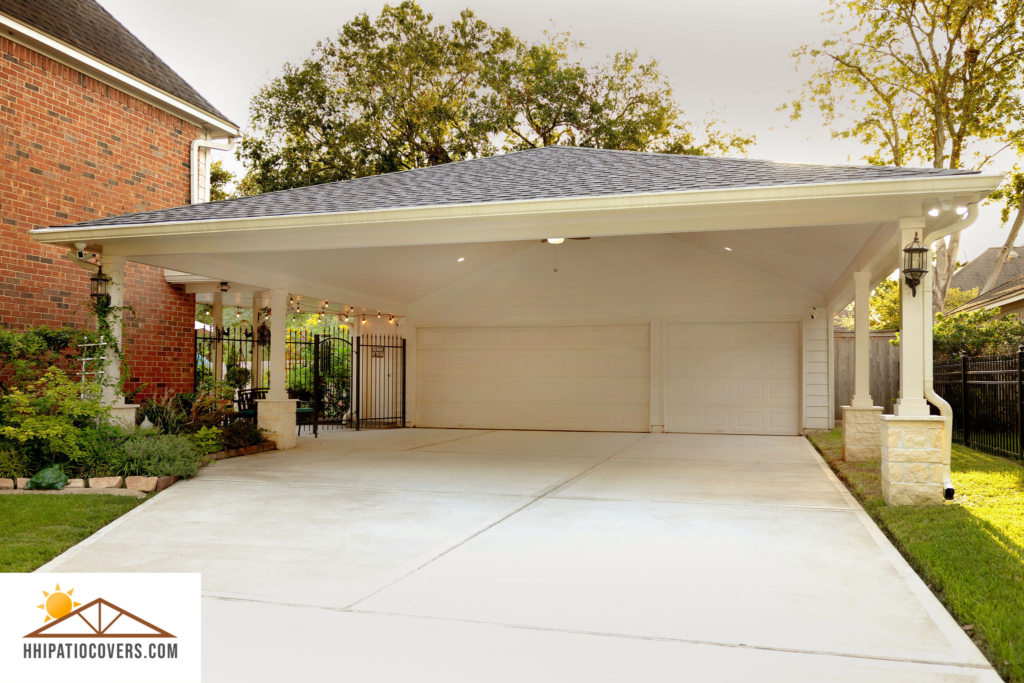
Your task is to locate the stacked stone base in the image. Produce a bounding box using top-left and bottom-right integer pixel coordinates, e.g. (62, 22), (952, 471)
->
(879, 415), (946, 506)
(257, 399), (298, 450)
(842, 406), (883, 462)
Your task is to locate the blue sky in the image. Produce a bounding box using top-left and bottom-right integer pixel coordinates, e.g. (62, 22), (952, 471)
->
(100, 0), (1020, 263)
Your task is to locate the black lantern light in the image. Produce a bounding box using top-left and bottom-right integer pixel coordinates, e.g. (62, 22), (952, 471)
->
(89, 266), (111, 305)
(902, 232), (929, 297)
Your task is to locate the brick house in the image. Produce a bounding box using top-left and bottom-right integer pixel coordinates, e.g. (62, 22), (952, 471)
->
(0, 0), (237, 398)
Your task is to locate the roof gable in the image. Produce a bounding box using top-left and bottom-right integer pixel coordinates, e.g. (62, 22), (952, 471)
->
(0, 0), (232, 124)
(949, 247), (1024, 293)
(51, 146), (981, 231)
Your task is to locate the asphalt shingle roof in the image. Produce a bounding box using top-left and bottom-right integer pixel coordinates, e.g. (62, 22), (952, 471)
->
(948, 270), (1024, 314)
(0, 0), (233, 125)
(949, 247), (1024, 293)
(52, 146), (979, 230)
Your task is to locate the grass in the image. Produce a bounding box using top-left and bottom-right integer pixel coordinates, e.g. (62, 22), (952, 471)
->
(809, 428), (1024, 682)
(0, 495), (142, 573)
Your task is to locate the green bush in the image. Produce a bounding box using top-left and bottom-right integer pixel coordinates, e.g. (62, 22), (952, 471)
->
(220, 418), (268, 450)
(121, 435), (204, 479)
(0, 441), (28, 479)
(191, 426), (223, 455)
(137, 388), (234, 435)
(74, 422), (160, 479)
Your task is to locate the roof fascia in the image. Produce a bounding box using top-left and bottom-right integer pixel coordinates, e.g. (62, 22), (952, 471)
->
(0, 12), (238, 137)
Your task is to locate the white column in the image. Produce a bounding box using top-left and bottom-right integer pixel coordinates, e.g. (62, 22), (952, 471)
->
(895, 218), (931, 416)
(211, 291), (223, 383)
(267, 289), (289, 400)
(251, 293), (266, 389)
(99, 253), (137, 424)
(850, 271), (874, 408)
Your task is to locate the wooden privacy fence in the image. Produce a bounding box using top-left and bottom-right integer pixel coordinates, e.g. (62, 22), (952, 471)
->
(833, 331), (900, 421)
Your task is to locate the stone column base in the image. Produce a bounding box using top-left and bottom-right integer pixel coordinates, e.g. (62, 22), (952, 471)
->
(109, 404), (139, 427)
(879, 415), (946, 506)
(257, 399), (298, 450)
(842, 406), (883, 462)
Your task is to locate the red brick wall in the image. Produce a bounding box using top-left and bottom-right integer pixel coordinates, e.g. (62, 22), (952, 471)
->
(0, 36), (197, 398)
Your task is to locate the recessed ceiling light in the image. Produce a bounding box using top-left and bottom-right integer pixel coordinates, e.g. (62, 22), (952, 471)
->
(457, 257), (465, 262)
(928, 208), (940, 217)
(724, 247), (732, 251)
(955, 206), (968, 215)
(546, 238), (565, 244)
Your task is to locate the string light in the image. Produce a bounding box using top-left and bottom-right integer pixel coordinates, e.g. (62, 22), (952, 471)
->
(377, 311), (381, 319)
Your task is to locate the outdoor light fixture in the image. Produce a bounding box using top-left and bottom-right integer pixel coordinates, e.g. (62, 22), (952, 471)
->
(89, 266), (111, 305)
(928, 208), (940, 217)
(724, 247), (732, 251)
(546, 238), (565, 244)
(956, 206), (968, 215)
(902, 232), (929, 297)
(218, 282), (230, 292)
(458, 257), (465, 262)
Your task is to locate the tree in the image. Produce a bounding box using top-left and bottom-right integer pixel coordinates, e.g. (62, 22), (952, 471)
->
(943, 286), (978, 310)
(980, 167), (1024, 294)
(238, 3), (753, 195)
(208, 160), (235, 202)
(786, 0), (1024, 313)
(870, 277), (902, 330)
(481, 32), (752, 155)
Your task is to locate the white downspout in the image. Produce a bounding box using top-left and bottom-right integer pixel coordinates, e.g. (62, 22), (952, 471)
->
(190, 137), (236, 204)
(923, 203), (980, 501)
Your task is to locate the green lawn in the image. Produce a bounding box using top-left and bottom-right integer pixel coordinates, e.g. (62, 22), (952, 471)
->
(0, 495), (142, 573)
(809, 428), (1024, 682)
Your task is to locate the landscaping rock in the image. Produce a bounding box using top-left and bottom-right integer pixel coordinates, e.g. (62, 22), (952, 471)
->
(156, 475), (179, 491)
(125, 476), (158, 493)
(16, 478), (30, 489)
(0, 479), (13, 490)
(88, 476), (123, 489)
(66, 479), (84, 488)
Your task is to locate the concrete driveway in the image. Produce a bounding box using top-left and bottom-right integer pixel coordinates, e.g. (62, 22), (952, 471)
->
(41, 429), (998, 682)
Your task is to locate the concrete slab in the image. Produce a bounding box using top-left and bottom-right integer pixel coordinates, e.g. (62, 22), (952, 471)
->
(205, 598), (1001, 683)
(412, 429), (648, 457)
(38, 429), (997, 681)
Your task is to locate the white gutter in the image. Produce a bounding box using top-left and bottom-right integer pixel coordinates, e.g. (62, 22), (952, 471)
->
(30, 173), (1003, 244)
(923, 203), (981, 500)
(0, 12), (238, 138)
(191, 138), (236, 205)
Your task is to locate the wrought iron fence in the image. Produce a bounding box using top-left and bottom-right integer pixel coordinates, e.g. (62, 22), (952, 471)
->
(934, 348), (1024, 461)
(195, 325), (404, 433)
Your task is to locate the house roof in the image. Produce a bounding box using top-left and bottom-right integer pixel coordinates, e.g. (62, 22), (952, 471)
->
(48, 146), (979, 230)
(949, 246), (1024, 293)
(948, 270), (1024, 314)
(0, 0), (233, 125)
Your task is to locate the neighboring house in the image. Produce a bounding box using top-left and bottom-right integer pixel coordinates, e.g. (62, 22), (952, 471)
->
(949, 246), (1024, 293)
(0, 0), (237, 397)
(33, 146), (1002, 452)
(947, 271), (1024, 318)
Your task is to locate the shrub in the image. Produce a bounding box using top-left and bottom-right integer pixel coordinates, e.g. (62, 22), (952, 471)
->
(191, 426), (223, 455)
(74, 422), (160, 479)
(221, 418), (268, 450)
(138, 388), (234, 435)
(0, 440), (28, 479)
(121, 435), (204, 479)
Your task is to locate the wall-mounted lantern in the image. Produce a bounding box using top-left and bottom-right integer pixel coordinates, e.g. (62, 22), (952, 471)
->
(90, 266), (111, 305)
(902, 232), (929, 297)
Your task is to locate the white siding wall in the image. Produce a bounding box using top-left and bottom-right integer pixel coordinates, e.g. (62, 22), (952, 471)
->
(408, 234), (828, 432)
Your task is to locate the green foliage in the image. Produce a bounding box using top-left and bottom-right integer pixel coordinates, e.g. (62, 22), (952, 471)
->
(944, 287), (979, 312)
(220, 418), (268, 450)
(191, 426), (224, 455)
(0, 368), (107, 468)
(0, 326), (92, 392)
(237, 1), (752, 195)
(870, 278), (901, 331)
(209, 160), (235, 201)
(786, 0), (1024, 171)
(121, 435), (205, 479)
(137, 389), (234, 435)
(930, 309), (1024, 360)
(0, 441), (28, 479)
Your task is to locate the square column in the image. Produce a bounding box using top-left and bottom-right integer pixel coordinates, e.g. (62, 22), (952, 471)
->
(879, 415), (946, 505)
(842, 270), (883, 461)
(211, 291), (224, 383)
(257, 288), (296, 449)
(894, 219), (931, 417)
(99, 254), (137, 426)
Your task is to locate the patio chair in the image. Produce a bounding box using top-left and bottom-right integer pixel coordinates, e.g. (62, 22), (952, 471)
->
(235, 388), (267, 420)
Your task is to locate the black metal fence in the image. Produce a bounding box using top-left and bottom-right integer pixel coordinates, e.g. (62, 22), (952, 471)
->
(934, 349), (1024, 461)
(195, 324), (404, 433)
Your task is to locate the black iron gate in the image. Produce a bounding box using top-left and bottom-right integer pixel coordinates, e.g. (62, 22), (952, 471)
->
(194, 324), (405, 434)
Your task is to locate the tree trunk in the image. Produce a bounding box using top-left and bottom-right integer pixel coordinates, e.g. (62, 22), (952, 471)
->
(932, 231), (961, 316)
(979, 204), (1024, 295)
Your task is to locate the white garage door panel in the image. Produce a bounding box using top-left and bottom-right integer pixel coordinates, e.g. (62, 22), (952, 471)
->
(417, 325), (650, 432)
(666, 322), (801, 436)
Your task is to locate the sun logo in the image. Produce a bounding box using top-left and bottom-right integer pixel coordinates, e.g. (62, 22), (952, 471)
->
(37, 584), (81, 623)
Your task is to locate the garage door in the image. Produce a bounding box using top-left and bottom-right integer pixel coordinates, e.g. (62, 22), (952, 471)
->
(665, 322), (800, 435)
(416, 325), (649, 432)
